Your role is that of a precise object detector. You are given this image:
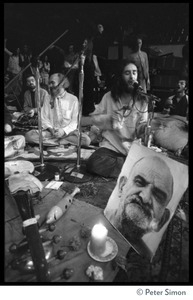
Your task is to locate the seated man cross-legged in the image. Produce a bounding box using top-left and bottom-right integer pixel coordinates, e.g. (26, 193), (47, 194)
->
(25, 72), (90, 147)
(23, 73), (48, 117)
(85, 60), (148, 178)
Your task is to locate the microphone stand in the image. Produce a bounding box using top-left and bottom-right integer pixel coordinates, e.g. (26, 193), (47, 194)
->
(137, 88), (161, 103)
(135, 87), (160, 147)
(62, 53), (93, 183)
(5, 30), (69, 180)
(144, 94), (157, 148)
(32, 62), (59, 181)
(77, 53), (84, 168)
(4, 29), (69, 92)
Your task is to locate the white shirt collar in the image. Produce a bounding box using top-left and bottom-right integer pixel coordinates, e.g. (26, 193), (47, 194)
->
(56, 90), (66, 100)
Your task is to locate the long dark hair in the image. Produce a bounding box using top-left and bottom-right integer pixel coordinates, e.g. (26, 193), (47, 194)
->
(82, 37), (93, 62)
(111, 59), (138, 102)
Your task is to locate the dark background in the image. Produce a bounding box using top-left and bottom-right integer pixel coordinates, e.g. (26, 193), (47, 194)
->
(4, 3), (189, 54)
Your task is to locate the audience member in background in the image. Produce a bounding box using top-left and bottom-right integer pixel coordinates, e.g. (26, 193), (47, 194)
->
(180, 42), (189, 81)
(25, 72), (90, 146)
(127, 35), (150, 93)
(92, 24), (109, 104)
(4, 42), (22, 78)
(23, 73), (49, 116)
(40, 55), (50, 91)
(20, 43), (33, 92)
(64, 44), (79, 95)
(4, 39), (23, 110)
(81, 37), (102, 116)
(4, 72), (10, 86)
(93, 24), (109, 81)
(85, 60), (148, 178)
(162, 78), (188, 118)
(20, 44), (32, 69)
(4, 72), (23, 111)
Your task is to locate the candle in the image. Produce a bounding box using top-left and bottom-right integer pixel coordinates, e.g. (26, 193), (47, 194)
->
(90, 224), (108, 256)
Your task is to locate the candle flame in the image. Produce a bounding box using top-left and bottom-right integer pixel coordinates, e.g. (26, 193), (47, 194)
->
(92, 223), (108, 238)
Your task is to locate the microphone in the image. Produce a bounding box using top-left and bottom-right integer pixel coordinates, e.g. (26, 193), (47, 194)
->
(132, 81), (143, 91)
(149, 94), (161, 102)
(133, 81), (161, 102)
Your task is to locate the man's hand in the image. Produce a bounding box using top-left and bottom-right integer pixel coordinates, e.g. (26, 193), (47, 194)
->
(97, 76), (101, 85)
(122, 141), (132, 154)
(54, 128), (65, 138)
(47, 127), (55, 136)
(111, 111), (125, 131)
(111, 112), (130, 140)
(28, 109), (35, 117)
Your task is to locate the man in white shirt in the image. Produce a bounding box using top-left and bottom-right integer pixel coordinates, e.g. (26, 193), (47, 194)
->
(25, 72), (90, 146)
(85, 60), (148, 178)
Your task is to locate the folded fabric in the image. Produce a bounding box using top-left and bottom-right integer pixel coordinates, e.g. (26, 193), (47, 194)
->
(4, 160), (34, 177)
(5, 135), (25, 158)
(8, 172), (43, 194)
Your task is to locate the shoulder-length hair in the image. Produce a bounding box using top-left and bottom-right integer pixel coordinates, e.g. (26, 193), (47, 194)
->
(111, 59), (138, 102)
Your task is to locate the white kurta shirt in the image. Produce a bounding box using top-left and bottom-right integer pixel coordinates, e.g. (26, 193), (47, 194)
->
(90, 91), (148, 155)
(41, 91), (79, 136)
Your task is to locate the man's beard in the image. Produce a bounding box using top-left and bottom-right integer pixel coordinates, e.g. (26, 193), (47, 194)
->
(121, 216), (146, 241)
(176, 88), (184, 93)
(122, 81), (135, 93)
(29, 85), (36, 91)
(118, 195), (154, 240)
(49, 87), (58, 97)
(49, 87), (54, 96)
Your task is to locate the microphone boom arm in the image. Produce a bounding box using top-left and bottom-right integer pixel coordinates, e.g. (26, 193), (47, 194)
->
(77, 54), (85, 168)
(5, 29), (69, 92)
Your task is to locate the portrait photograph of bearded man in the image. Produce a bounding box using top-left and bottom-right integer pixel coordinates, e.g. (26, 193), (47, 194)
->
(104, 143), (188, 259)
